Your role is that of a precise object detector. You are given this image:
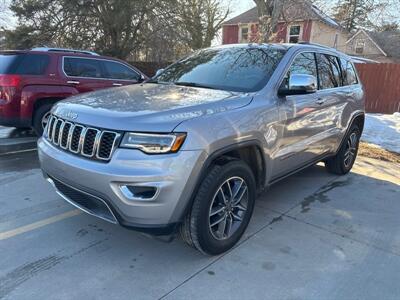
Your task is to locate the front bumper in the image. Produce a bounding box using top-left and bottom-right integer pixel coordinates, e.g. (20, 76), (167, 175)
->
(38, 138), (207, 235)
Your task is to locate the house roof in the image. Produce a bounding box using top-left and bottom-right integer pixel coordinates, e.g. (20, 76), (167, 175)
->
(369, 31), (400, 59)
(223, 7), (258, 25)
(346, 29), (387, 56)
(347, 29), (400, 58)
(223, 2), (341, 29)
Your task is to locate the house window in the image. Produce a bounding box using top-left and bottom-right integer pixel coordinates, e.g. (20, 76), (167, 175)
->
(355, 40), (365, 54)
(240, 26), (249, 43)
(288, 25), (301, 43)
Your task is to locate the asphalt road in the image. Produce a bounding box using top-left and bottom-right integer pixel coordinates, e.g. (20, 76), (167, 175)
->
(0, 150), (399, 300)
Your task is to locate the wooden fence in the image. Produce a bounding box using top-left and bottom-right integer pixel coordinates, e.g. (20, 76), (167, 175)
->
(355, 63), (400, 114)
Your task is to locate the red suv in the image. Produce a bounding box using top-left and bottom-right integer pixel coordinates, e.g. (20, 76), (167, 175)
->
(0, 47), (147, 135)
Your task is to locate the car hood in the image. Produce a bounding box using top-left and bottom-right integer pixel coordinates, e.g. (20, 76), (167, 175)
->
(53, 83), (253, 132)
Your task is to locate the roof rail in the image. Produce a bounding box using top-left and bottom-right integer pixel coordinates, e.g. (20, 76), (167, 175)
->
(297, 42), (335, 50)
(31, 47), (100, 56)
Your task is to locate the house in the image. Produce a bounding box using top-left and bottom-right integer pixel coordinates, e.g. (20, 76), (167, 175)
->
(346, 29), (400, 63)
(222, 2), (348, 51)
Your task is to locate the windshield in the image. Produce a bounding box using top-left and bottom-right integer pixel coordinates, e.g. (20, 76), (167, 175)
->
(154, 46), (286, 93)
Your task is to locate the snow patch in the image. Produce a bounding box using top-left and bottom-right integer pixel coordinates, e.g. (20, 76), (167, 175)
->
(362, 113), (400, 153)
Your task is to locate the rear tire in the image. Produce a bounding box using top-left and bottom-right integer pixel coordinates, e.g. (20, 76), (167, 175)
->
(325, 124), (361, 175)
(33, 103), (53, 136)
(180, 160), (256, 255)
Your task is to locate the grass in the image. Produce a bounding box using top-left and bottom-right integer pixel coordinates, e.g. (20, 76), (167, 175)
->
(358, 142), (400, 164)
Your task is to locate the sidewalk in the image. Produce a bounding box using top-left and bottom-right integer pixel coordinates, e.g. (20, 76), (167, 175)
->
(0, 126), (37, 154)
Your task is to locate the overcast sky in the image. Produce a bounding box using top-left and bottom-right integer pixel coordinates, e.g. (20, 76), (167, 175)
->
(229, 0), (255, 17)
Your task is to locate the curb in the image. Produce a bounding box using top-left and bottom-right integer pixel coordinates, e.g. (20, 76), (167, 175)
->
(0, 137), (38, 154)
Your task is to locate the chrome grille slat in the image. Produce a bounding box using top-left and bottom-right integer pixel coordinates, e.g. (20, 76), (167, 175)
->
(45, 114), (119, 162)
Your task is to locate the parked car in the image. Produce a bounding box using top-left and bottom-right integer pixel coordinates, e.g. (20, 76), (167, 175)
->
(0, 47), (147, 135)
(38, 43), (365, 255)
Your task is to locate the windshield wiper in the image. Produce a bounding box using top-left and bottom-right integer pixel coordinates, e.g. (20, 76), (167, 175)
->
(174, 82), (217, 90)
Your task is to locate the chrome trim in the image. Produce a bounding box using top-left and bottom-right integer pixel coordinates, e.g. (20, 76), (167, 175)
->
(81, 128), (100, 157)
(58, 121), (66, 147)
(96, 131), (120, 161)
(66, 123), (75, 150)
(46, 114), (119, 161)
(78, 127), (87, 154)
(60, 122), (73, 149)
(49, 116), (57, 142)
(119, 184), (160, 202)
(68, 125), (84, 153)
(46, 177), (118, 224)
(53, 119), (63, 145)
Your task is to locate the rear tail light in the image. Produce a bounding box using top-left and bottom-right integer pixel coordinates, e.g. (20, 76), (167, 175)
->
(0, 75), (21, 103)
(0, 75), (21, 87)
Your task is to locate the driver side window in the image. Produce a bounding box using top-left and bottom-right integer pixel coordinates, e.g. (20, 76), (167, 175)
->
(282, 52), (317, 89)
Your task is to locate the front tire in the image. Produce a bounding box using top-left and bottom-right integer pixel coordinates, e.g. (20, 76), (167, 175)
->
(180, 160), (256, 255)
(325, 124), (361, 175)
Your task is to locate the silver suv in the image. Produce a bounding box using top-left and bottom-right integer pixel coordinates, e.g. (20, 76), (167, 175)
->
(38, 43), (365, 255)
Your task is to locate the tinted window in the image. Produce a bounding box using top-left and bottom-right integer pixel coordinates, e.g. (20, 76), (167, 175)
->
(0, 53), (49, 75)
(317, 54), (341, 89)
(14, 54), (50, 75)
(346, 62), (358, 85)
(339, 58), (358, 85)
(102, 61), (140, 81)
(155, 46), (286, 92)
(0, 54), (20, 74)
(339, 58), (348, 85)
(282, 52), (317, 89)
(64, 57), (103, 78)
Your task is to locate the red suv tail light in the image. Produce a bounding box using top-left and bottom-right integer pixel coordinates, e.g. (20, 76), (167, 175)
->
(0, 75), (21, 104)
(0, 75), (21, 87)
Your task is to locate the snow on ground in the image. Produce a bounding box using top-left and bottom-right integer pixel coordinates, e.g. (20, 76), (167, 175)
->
(362, 113), (400, 153)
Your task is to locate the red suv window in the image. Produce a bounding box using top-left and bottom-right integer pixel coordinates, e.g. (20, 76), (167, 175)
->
(63, 57), (103, 78)
(0, 53), (50, 75)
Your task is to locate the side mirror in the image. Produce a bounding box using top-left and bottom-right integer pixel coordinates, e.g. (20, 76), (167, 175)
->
(154, 68), (165, 78)
(278, 74), (317, 96)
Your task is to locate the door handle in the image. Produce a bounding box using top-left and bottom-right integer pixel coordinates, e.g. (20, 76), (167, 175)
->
(113, 83), (123, 86)
(67, 80), (80, 85)
(316, 99), (325, 105)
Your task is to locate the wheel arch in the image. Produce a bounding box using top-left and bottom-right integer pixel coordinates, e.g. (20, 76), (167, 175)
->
(336, 111), (365, 155)
(180, 140), (267, 221)
(32, 97), (65, 124)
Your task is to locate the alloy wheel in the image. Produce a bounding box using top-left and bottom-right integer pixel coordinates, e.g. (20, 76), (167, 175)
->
(344, 132), (358, 168)
(208, 176), (248, 240)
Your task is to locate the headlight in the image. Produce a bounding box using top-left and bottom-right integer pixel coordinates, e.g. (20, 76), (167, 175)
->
(120, 132), (186, 154)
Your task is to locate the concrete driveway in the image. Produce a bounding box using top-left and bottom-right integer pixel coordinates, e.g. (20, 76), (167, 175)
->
(0, 151), (399, 300)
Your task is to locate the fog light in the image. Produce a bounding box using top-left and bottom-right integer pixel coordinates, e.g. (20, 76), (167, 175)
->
(120, 185), (158, 201)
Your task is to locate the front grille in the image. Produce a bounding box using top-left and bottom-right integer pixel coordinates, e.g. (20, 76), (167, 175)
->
(45, 115), (120, 161)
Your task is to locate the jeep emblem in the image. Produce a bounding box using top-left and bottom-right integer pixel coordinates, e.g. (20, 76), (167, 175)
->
(59, 110), (78, 120)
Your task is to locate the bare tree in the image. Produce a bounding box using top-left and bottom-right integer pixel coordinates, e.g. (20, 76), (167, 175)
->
(253, 0), (284, 42)
(177, 0), (230, 49)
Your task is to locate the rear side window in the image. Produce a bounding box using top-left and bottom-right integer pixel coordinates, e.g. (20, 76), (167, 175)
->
(14, 54), (50, 75)
(0, 54), (20, 74)
(316, 54), (341, 89)
(0, 53), (49, 75)
(346, 62), (358, 85)
(102, 61), (140, 81)
(63, 57), (103, 78)
(339, 58), (358, 85)
(282, 52), (317, 89)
